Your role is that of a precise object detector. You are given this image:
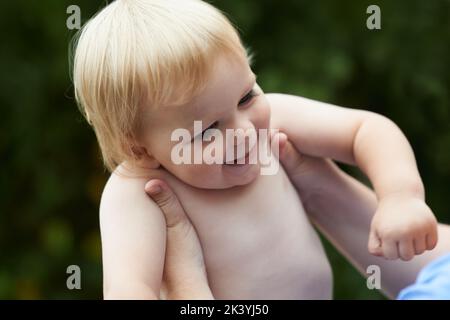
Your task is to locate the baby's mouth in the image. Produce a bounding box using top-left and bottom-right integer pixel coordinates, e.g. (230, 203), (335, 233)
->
(224, 144), (256, 166)
(226, 152), (250, 165)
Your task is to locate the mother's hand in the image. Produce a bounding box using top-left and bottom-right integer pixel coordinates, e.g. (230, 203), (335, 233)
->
(142, 132), (309, 299)
(145, 179), (214, 299)
(144, 131), (450, 299)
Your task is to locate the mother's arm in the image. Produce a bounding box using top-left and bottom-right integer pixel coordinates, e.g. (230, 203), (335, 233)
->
(277, 133), (450, 298)
(144, 133), (450, 299)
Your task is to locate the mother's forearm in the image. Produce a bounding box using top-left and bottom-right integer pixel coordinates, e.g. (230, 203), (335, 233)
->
(301, 159), (447, 298)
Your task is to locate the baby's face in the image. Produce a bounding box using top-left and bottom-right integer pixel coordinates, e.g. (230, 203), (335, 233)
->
(139, 54), (271, 189)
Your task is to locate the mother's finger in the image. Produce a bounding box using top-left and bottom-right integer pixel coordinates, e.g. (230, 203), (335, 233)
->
(272, 132), (304, 172)
(145, 179), (188, 228)
(144, 179), (214, 299)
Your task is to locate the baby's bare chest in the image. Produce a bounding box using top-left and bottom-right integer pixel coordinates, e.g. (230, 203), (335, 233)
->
(168, 169), (333, 299)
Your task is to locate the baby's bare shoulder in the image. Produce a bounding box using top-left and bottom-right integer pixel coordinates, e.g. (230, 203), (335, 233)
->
(99, 163), (166, 222)
(102, 165), (150, 204)
(99, 164), (168, 297)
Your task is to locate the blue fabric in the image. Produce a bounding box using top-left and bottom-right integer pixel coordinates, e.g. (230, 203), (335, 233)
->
(397, 253), (450, 300)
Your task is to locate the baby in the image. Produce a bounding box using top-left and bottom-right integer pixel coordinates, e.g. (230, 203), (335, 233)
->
(72, 0), (438, 299)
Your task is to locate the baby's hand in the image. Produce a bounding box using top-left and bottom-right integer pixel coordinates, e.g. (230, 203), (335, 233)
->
(368, 195), (438, 261)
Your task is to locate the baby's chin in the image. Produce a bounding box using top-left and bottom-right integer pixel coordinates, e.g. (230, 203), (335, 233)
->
(221, 162), (261, 186)
(180, 163), (261, 190)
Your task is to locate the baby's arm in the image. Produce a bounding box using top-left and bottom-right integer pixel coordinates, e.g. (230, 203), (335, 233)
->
(100, 172), (166, 299)
(274, 135), (450, 297)
(268, 93), (438, 260)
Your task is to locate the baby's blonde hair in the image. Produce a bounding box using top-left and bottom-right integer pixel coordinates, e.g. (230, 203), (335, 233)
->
(72, 0), (249, 172)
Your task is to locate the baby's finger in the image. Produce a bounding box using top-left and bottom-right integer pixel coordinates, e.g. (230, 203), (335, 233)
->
(413, 237), (426, 255)
(398, 240), (415, 261)
(368, 230), (383, 256)
(426, 232), (438, 250)
(382, 240), (399, 260)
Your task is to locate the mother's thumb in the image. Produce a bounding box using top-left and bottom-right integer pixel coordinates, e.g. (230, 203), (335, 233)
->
(272, 132), (304, 174)
(145, 179), (187, 228)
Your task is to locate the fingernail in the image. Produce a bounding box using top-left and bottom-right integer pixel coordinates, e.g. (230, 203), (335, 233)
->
(147, 184), (162, 195)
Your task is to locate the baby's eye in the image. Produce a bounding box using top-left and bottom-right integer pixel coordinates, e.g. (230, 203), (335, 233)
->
(193, 121), (219, 141)
(238, 89), (257, 106)
(202, 121), (218, 137)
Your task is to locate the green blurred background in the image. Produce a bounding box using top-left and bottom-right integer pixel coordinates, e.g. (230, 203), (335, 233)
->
(0, 0), (448, 299)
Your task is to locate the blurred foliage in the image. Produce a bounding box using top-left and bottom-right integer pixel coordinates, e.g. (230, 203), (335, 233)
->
(0, 0), (448, 299)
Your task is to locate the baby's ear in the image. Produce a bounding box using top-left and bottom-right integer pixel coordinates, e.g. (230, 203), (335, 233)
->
(130, 144), (161, 169)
